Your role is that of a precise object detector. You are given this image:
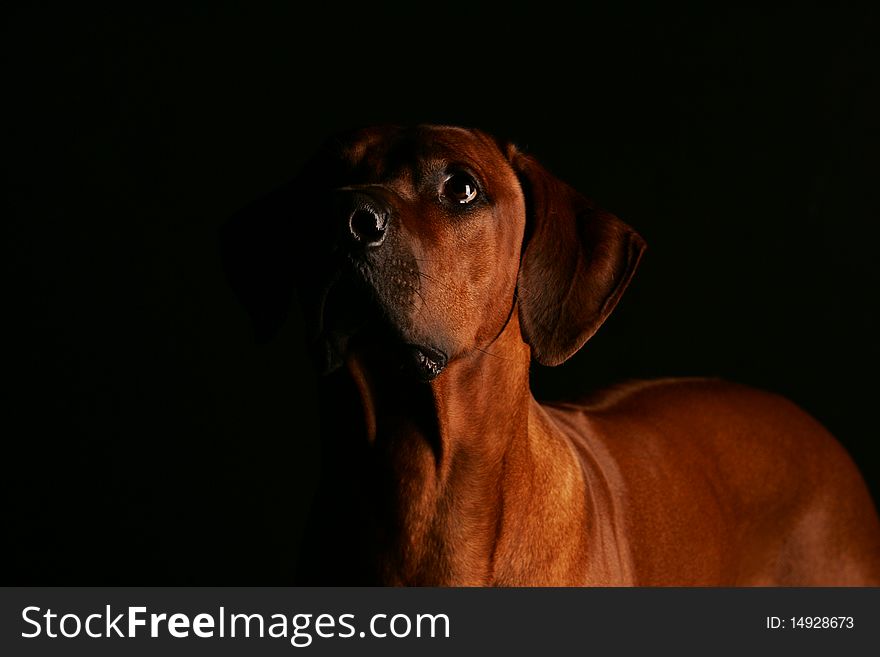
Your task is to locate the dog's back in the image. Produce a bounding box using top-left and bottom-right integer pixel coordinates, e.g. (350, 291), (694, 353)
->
(544, 378), (880, 585)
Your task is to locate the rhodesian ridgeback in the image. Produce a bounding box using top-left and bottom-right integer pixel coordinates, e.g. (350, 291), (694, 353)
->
(222, 125), (880, 585)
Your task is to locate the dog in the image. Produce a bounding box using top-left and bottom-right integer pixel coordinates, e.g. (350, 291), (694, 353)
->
(222, 124), (880, 585)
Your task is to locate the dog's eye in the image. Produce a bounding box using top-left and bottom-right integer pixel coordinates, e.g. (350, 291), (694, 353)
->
(442, 172), (479, 205)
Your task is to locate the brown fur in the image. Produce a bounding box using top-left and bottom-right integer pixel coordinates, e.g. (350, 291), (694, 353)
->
(225, 125), (880, 585)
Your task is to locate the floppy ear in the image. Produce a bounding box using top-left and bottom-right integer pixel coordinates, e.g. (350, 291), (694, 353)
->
(509, 148), (646, 366)
(219, 182), (299, 342)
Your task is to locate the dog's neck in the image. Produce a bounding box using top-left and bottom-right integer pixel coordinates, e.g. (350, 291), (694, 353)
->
(312, 313), (598, 585)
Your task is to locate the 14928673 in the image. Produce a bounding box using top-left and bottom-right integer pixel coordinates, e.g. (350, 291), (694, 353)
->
(766, 616), (854, 629)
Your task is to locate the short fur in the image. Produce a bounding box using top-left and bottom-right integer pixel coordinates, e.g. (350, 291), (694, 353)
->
(222, 125), (880, 585)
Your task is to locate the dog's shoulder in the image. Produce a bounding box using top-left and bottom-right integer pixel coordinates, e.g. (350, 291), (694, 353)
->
(542, 377), (859, 502)
(544, 377), (817, 433)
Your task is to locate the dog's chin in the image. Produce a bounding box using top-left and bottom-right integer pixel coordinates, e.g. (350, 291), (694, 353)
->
(309, 270), (449, 382)
(313, 331), (448, 383)
(400, 343), (448, 382)
(314, 333), (448, 383)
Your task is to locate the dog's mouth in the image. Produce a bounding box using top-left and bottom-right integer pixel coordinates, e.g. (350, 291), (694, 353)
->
(334, 338), (448, 384)
(403, 344), (448, 382)
(308, 270), (448, 382)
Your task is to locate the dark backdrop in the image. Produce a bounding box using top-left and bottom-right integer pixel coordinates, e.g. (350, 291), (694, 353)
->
(5, 3), (879, 583)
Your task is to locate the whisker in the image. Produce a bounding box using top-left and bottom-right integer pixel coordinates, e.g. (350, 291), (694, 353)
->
(411, 287), (431, 323)
(417, 271), (458, 294)
(473, 345), (512, 361)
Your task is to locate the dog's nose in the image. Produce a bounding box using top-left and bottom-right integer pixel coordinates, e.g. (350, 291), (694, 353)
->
(348, 206), (388, 246)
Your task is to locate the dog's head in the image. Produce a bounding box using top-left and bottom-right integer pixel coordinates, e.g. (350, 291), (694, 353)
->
(222, 125), (645, 380)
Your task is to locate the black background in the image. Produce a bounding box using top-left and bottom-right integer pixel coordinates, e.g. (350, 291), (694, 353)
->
(5, 3), (879, 583)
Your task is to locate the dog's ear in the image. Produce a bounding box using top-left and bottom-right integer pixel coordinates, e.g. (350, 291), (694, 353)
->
(219, 182), (299, 342)
(508, 148), (646, 366)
